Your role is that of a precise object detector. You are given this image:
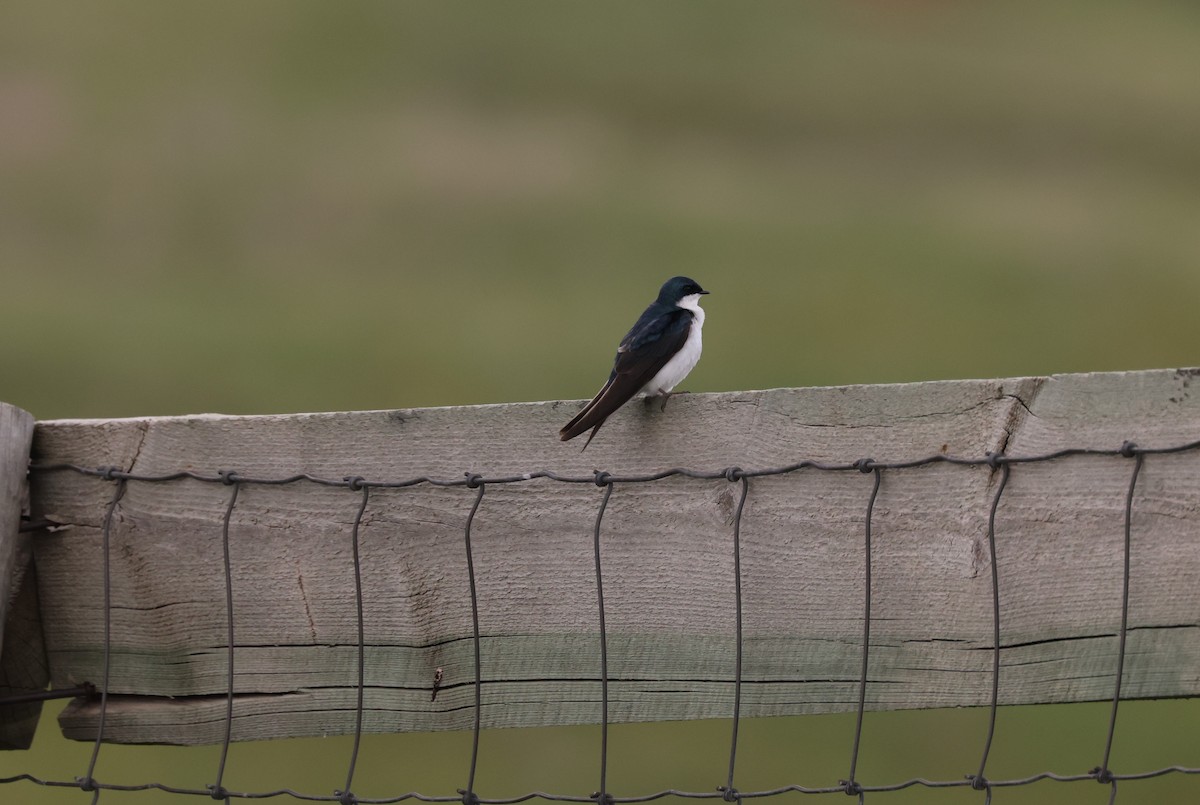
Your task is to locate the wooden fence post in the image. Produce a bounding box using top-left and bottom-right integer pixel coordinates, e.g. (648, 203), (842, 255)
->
(0, 402), (40, 749)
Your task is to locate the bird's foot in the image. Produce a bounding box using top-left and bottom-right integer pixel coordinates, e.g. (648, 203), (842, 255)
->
(658, 390), (690, 411)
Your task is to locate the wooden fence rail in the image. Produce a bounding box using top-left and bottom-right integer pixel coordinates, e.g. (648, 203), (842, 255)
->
(2, 368), (1199, 747)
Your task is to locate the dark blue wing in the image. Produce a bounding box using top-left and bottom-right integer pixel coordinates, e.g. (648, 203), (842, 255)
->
(560, 305), (693, 446)
(611, 306), (692, 381)
(609, 307), (696, 381)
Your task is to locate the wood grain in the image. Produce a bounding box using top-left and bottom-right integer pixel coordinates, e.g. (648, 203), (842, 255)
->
(20, 368), (1200, 744)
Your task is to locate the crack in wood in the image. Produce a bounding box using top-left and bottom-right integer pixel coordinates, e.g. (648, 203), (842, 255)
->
(295, 569), (318, 643)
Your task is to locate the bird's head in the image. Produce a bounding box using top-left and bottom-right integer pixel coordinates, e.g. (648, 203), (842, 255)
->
(658, 276), (709, 307)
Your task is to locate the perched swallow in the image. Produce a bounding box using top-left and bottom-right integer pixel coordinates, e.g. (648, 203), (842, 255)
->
(560, 276), (709, 451)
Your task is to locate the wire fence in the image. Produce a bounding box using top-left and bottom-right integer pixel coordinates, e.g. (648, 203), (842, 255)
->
(5, 440), (1200, 804)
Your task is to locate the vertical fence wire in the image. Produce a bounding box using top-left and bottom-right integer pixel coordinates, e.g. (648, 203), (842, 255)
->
(1096, 447), (1144, 793)
(211, 474), (241, 803)
(461, 477), (487, 805)
(339, 480), (372, 805)
(970, 460), (1010, 803)
(79, 474), (126, 803)
(843, 463), (881, 802)
(591, 475), (615, 805)
(720, 472), (749, 804)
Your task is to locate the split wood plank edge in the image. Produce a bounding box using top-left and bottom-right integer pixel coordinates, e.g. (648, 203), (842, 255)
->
(0, 402), (41, 749)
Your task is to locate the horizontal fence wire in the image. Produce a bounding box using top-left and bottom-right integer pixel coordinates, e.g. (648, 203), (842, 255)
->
(5, 439), (1200, 803)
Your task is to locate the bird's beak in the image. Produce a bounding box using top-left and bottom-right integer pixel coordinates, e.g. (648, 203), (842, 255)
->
(699, 289), (711, 295)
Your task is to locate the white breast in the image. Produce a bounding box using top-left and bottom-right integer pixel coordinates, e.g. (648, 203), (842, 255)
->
(641, 293), (705, 396)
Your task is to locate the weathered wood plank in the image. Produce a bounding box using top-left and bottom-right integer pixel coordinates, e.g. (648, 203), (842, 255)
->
(0, 402), (42, 749)
(23, 368), (1200, 744)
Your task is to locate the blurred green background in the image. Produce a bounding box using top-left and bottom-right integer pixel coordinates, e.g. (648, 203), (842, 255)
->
(2, 1), (1199, 802)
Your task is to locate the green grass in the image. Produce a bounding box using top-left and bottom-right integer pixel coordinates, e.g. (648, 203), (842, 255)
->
(2, 1), (1199, 802)
(5, 699), (1200, 804)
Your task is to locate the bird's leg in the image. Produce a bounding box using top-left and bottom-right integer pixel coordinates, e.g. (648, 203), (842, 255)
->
(660, 390), (691, 411)
(644, 391), (669, 410)
(644, 390), (689, 411)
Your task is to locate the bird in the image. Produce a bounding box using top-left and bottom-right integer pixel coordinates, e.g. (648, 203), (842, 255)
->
(560, 276), (709, 451)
